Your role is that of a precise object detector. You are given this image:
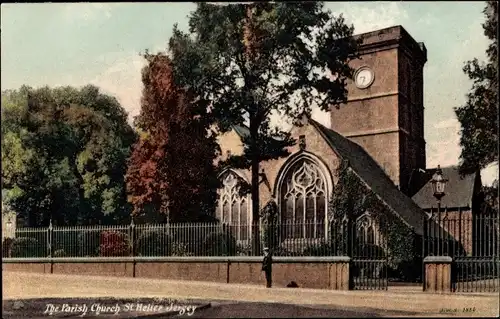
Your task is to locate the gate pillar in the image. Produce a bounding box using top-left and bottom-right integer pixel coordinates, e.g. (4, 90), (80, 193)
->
(328, 256), (350, 290)
(423, 256), (452, 293)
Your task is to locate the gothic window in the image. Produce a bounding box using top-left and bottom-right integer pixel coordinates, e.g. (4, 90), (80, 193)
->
(216, 171), (250, 241)
(279, 158), (328, 239)
(356, 213), (377, 246)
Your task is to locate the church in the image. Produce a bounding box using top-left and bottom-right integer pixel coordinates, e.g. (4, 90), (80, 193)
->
(213, 26), (482, 252)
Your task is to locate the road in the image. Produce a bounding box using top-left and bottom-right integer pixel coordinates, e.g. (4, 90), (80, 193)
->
(3, 271), (499, 317)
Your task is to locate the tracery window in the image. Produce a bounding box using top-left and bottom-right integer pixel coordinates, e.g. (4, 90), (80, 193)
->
(279, 158), (328, 239)
(216, 170), (250, 241)
(356, 214), (376, 245)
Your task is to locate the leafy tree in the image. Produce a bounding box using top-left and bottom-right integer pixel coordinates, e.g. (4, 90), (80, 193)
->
(455, 1), (498, 174)
(168, 2), (359, 254)
(1, 85), (136, 226)
(125, 52), (220, 223)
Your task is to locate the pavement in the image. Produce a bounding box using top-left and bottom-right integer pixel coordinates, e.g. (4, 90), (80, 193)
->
(3, 271), (499, 317)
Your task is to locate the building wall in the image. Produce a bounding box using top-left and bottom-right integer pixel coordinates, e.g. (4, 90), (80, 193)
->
(425, 208), (474, 256)
(2, 210), (16, 240)
(215, 121), (342, 215)
(331, 26), (426, 194)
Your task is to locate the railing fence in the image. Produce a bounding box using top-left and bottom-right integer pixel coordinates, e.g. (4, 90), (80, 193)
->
(3, 220), (358, 258)
(423, 206), (499, 292)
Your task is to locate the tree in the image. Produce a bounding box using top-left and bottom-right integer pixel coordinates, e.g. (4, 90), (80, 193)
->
(168, 2), (359, 253)
(455, 1), (498, 174)
(1, 85), (136, 226)
(125, 52), (220, 223)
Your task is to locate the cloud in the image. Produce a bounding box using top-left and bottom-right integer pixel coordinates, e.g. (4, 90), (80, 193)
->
(89, 52), (147, 122)
(433, 118), (459, 130)
(481, 162), (499, 186)
(62, 3), (118, 22)
(329, 2), (409, 34)
(428, 118), (498, 185)
(427, 118), (461, 167)
(306, 2), (411, 128)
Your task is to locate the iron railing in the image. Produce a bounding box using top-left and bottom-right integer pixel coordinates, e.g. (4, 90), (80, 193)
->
(2, 220), (360, 258)
(423, 207), (499, 292)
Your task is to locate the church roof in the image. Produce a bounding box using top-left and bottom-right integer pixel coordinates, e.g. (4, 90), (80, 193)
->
(310, 119), (426, 235)
(232, 124), (250, 139)
(411, 166), (479, 209)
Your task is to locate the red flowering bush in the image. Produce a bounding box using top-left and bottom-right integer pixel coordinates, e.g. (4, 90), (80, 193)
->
(99, 230), (130, 257)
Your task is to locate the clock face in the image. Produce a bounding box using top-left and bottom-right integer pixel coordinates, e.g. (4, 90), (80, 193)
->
(354, 67), (375, 89)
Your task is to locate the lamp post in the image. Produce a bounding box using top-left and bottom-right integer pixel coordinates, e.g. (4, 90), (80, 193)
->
(430, 165), (448, 255)
(431, 165), (448, 208)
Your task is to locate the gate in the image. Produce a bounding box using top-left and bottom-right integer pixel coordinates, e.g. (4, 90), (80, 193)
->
(348, 217), (388, 290)
(423, 207), (499, 292)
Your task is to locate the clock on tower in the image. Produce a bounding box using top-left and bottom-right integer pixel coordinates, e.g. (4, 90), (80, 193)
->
(354, 67), (375, 89)
(330, 26), (427, 195)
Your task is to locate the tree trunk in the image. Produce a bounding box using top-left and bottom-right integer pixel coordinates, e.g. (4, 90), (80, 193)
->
(250, 123), (261, 256)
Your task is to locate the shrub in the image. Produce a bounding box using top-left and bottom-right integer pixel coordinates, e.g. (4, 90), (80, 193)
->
(261, 221), (280, 251)
(11, 237), (45, 257)
(236, 243), (252, 256)
(99, 231), (130, 257)
(2, 237), (14, 257)
(135, 229), (173, 256)
(78, 230), (101, 257)
(302, 242), (334, 256)
(171, 242), (192, 256)
(53, 249), (66, 257)
(270, 246), (296, 257)
(202, 228), (237, 256)
(52, 231), (80, 257)
(171, 223), (217, 256)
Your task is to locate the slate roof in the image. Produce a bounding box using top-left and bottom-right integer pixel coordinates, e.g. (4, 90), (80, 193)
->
(309, 119), (426, 235)
(232, 124), (250, 139)
(411, 166), (478, 209)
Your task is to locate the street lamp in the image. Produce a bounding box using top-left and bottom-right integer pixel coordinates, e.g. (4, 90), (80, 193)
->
(430, 165), (448, 257)
(431, 165), (448, 207)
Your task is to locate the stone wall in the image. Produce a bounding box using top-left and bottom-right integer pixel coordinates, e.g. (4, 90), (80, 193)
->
(2, 256), (350, 290)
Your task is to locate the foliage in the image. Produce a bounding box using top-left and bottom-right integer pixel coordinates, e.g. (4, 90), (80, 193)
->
(328, 160), (366, 255)
(171, 242), (193, 257)
(328, 160), (416, 264)
(2, 237), (14, 257)
(78, 230), (101, 257)
(99, 230), (130, 257)
(202, 228), (237, 256)
(125, 53), (220, 223)
(52, 230), (80, 257)
(1, 85), (136, 227)
(236, 243), (252, 256)
(455, 1), (498, 174)
(169, 2), (360, 253)
(481, 182), (499, 214)
(53, 249), (66, 258)
(10, 237), (45, 258)
(302, 242), (334, 256)
(260, 199), (279, 250)
(135, 229), (173, 256)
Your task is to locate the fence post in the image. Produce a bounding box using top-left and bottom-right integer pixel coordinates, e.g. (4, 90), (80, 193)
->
(347, 217), (354, 290)
(48, 219), (53, 258)
(129, 220), (135, 257)
(422, 214), (428, 291)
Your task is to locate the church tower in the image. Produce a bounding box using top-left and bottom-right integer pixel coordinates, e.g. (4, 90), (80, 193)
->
(330, 26), (427, 195)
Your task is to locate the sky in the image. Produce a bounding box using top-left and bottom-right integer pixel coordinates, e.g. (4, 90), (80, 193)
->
(1, 2), (498, 185)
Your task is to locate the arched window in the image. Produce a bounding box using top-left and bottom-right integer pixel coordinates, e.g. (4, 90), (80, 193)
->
(357, 214), (376, 245)
(279, 157), (328, 239)
(216, 170), (250, 241)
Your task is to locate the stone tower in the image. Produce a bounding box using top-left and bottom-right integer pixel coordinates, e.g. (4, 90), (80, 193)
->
(330, 26), (427, 195)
